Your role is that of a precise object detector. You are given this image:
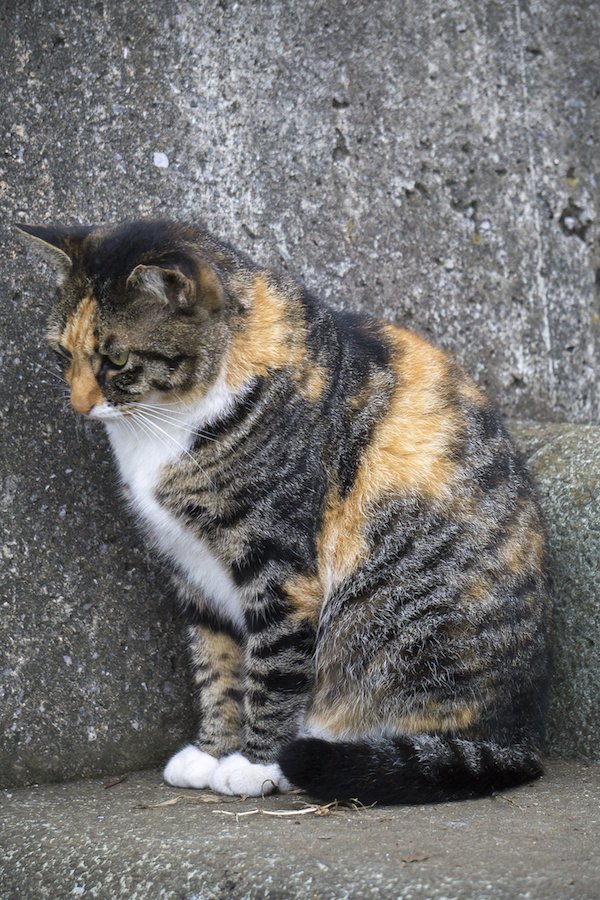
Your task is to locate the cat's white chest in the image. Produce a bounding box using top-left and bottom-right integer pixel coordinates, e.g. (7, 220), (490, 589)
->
(104, 396), (244, 628)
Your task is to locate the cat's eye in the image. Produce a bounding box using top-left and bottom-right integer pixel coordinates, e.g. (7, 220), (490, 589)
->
(106, 350), (129, 369)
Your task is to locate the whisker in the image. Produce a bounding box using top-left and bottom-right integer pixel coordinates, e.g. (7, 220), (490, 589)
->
(37, 364), (67, 385)
(132, 401), (194, 418)
(131, 410), (204, 473)
(131, 413), (175, 459)
(132, 412), (161, 445)
(130, 404), (217, 442)
(132, 404), (217, 441)
(131, 404), (199, 425)
(120, 413), (137, 441)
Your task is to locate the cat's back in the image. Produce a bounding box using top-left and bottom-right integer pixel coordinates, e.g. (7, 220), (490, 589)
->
(314, 302), (544, 576)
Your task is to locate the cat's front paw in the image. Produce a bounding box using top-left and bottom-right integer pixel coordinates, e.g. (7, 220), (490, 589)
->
(163, 744), (219, 789)
(209, 752), (293, 797)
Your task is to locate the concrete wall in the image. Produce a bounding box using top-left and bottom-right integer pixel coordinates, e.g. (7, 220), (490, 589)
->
(1, 0), (598, 786)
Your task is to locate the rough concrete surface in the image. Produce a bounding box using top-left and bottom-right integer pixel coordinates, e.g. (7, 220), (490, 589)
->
(1, 761), (598, 899)
(1, 0), (599, 787)
(509, 423), (600, 760)
(2, 1), (598, 420)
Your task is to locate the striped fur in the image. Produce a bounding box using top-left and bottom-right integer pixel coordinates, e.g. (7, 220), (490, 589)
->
(22, 219), (551, 803)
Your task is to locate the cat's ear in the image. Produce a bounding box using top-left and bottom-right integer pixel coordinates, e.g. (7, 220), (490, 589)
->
(126, 261), (224, 314)
(16, 223), (92, 284)
(16, 223), (74, 270)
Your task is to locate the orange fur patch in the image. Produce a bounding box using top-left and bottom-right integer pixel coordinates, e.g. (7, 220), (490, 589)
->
(225, 276), (297, 390)
(462, 576), (493, 604)
(195, 629), (241, 694)
(284, 573), (324, 626)
(188, 627), (242, 749)
(225, 275), (326, 402)
(394, 703), (480, 735)
(309, 693), (481, 739)
(309, 699), (480, 739)
(62, 292), (98, 356)
(502, 520), (544, 576)
(298, 364), (327, 402)
(316, 327), (461, 591)
(62, 293), (103, 414)
(377, 327), (459, 496)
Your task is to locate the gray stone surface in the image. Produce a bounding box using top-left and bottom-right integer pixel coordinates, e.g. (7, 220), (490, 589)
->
(1, 761), (598, 899)
(1, 0), (599, 788)
(0, 418), (195, 787)
(3, 0), (598, 422)
(509, 423), (600, 760)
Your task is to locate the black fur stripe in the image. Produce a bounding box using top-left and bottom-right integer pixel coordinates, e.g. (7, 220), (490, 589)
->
(192, 377), (265, 449)
(244, 591), (292, 634)
(256, 669), (311, 695)
(135, 349), (188, 365)
(232, 538), (301, 586)
(252, 623), (315, 660)
(180, 599), (243, 643)
(194, 671), (220, 690)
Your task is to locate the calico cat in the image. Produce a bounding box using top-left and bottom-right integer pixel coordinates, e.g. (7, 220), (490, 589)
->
(19, 219), (550, 804)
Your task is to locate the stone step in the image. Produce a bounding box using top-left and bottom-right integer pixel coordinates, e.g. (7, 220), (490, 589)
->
(1, 761), (598, 899)
(509, 422), (599, 760)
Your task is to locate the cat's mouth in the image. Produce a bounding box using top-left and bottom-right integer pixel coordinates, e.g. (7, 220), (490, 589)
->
(86, 402), (129, 421)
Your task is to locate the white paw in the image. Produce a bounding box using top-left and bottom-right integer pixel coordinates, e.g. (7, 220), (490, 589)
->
(209, 752), (292, 797)
(163, 744), (219, 789)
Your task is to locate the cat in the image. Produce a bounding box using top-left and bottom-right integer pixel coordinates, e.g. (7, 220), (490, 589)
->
(18, 219), (550, 804)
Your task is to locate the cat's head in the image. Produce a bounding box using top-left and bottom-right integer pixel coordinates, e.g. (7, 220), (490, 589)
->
(18, 220), (239, 420)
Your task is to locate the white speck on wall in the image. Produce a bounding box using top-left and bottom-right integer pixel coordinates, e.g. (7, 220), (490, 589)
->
(63, 654), (72, 666)
(87, 726), (97, 742)
(153, 152), (169, 168)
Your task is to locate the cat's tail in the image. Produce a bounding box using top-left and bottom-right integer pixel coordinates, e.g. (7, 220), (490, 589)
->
(278, 733), (543, 805)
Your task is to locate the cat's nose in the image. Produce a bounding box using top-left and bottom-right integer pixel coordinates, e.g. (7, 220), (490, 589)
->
(69, 369), (103, 415)
(70, 392), (95, 415)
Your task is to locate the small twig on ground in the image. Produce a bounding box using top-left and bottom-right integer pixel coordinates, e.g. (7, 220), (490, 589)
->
(103, 774), (129, 789)
(135, 792), (239, 809)
(493, 793), (524, 810)
(401, 853), (431, 864)
(213, 797), (374, 821)
(134, 792), (374, 817)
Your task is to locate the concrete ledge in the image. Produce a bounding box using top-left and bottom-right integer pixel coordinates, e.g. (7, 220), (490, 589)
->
(0, 423), (600, 786)
(1, 420), (598, 789)
(1, 761), (598, 899)
(508, 423), (600, 759)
